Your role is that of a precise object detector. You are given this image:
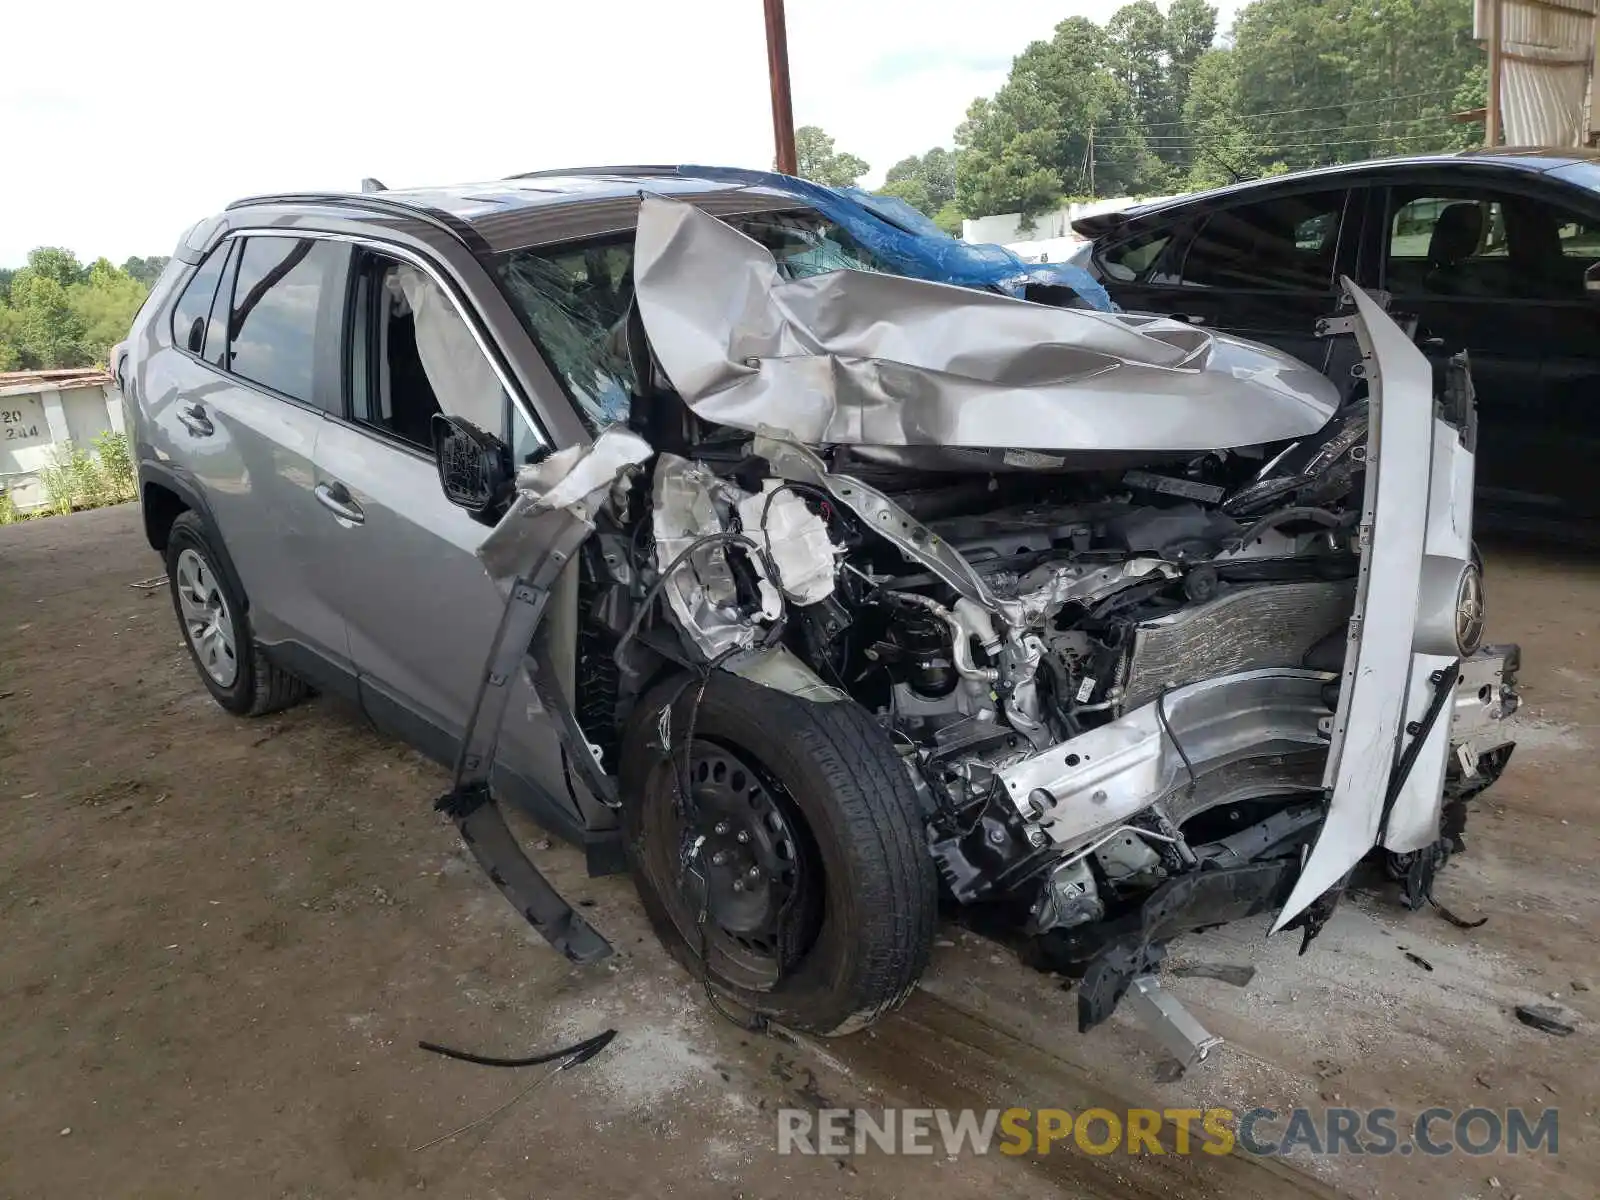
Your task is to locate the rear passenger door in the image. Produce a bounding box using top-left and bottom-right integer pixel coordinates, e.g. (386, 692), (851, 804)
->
(1104, 186), (1356, 369)
(1376, 182), (1600, 527)
(156, 234), (355, 675)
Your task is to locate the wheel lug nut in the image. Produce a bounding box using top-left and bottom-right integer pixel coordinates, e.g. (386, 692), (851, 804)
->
(713, 821), (730, 835)
(732, 880), (745, 892)
(747, 866), (760, 879)
(736, 830), (750, 844)
(710, 851), (727, 866)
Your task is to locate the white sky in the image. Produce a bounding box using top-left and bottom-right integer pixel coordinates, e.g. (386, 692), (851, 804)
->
(0, 0), (1247, 267)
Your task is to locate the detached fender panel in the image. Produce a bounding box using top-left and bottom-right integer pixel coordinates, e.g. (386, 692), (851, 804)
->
(1274, 282), (1436, 930)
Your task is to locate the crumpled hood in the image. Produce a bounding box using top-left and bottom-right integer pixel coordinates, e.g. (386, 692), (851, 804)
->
(633, 195), (1339, 453)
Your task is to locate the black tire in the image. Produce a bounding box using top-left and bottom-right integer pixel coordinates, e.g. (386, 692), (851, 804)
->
(620, 671), (937, 1036)
(165, 512), (307, 717)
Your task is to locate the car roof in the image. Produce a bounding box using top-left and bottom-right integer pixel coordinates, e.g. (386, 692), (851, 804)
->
(226, 167), (805, 254)
(1109, 147), (1600, 222)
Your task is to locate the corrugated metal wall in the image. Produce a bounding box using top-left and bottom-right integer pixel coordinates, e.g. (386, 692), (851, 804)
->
(1476, 0), (1597, 145)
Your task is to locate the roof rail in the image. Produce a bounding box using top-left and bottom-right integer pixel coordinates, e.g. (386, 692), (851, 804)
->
(504, 164), (684, 180)
(224, 192), (490, 255)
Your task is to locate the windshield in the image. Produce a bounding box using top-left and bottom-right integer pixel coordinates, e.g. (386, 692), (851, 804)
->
(495, 210), (892, 432)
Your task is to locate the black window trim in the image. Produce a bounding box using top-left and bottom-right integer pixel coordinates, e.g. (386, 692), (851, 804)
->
(204, 239), (243, 370)
(169, 227), (553, 459)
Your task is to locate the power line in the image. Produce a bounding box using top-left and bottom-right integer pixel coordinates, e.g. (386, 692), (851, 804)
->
(1139, 129), (1466, 157)
(1094, 126), (1462, 152)
(1096, 87), (1463, 131)
(1095, 113), (1460, 146)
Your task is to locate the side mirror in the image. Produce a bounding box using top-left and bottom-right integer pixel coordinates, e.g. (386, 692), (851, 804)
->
(431, 413), (512, 525)
(1585, 261), (1600, 295)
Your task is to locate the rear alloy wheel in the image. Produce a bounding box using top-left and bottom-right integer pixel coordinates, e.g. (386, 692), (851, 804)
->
(174, 547), (239, 688)
(621, 672), (937, 1036)
(164, 512), (308, 717)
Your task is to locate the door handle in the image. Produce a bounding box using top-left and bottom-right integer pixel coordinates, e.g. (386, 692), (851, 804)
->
(176, 401), (214, 437)
(314, 481), (365, 525)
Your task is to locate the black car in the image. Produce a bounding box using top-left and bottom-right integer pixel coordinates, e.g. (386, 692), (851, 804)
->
(1073, 148), (1600, 538)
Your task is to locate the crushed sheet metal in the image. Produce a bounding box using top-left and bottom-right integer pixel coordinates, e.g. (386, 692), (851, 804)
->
(1273, 283), (1435, 931)
(998, 669), (1332, 849)
(477, 427), (653, 589)
(633, 194), (1338, 452)
(651, 453), (755, 660)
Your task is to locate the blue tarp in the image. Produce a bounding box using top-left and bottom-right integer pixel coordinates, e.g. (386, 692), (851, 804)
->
(677, 165), (1113, 313)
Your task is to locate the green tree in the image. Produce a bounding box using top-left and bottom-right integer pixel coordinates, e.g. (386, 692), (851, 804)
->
(1108, 2), (1176, 147)
(1215, 0), (1480, 176)
(71, 260), (148, 366)
(955, 15), (1165, 217)
(24, 247), (86, 289)
(930, 202), (966, 236)
(947, 0), (1480, 214)
(1166, 0), (1218, 94)
(0, 250), (153, 370)
(0, 306), (21, 372)
(882, 147), (959, 217)
(1181, 47), (1278, 188)
(793, 126), (870, 187)
(8, 271), (89, 368)
(120, 256), (170, 288)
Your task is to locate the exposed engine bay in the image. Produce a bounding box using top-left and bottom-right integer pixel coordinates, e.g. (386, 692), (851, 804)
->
(449, 196), (1520, 1064)
(572, 405), (1369, 1017)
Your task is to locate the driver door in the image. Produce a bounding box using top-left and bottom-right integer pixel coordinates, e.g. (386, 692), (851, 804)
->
(310, 243), (592, 835)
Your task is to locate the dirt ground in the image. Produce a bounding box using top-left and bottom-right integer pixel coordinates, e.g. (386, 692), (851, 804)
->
(1, 504), (1595, 1199)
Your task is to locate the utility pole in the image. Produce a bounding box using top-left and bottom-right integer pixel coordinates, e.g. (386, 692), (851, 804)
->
(1486, 0), (1503, 147)
(1088, 130), (1095, 196)
(763, 0), (798, 175)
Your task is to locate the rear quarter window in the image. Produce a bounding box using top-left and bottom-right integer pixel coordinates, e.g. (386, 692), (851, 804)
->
(169, 249), (228, 354)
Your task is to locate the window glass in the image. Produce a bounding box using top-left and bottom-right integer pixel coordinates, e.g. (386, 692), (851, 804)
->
(170, 247), (228, 355)
(1100, 230), (1172, 282)
(1180, 191), (1347, 290)
(228, 238), (345, 409)
(495, 210), (898, 434)
(1557, 213), (1600, 258)
(498, 243), (637, 433)
(737, 212), (889, 278)
(1386, 190), (1598, 300)
(510, 400), (544, 466)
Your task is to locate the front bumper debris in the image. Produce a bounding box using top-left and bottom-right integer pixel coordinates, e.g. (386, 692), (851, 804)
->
(1449, 644), (1520, 753)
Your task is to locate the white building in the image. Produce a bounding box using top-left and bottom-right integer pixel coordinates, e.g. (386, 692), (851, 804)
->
(1, 368), (124, 512)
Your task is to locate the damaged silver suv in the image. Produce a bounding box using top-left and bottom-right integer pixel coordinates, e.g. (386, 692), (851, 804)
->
(119, 166), (1519, 1063)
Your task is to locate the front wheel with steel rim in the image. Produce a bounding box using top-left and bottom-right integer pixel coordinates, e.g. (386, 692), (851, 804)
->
(620, 671), (937, 1037)
(164, 511), (308, 717)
